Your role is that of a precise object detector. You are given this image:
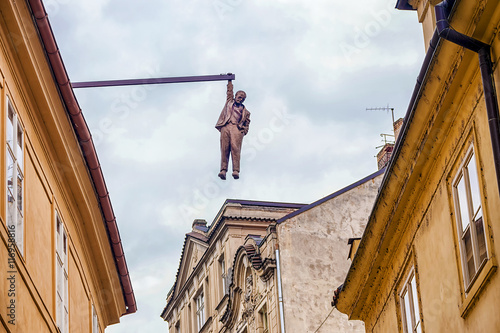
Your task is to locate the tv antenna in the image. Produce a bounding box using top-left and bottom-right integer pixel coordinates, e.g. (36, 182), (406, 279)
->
(366, 105), (395, 131)
(367, 105), (396, 147)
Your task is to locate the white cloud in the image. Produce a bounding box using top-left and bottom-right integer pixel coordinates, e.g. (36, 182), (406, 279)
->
(45, 1), (425, 332)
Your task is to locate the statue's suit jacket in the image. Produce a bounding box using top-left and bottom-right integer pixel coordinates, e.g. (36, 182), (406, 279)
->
(215, 82), (250, 135)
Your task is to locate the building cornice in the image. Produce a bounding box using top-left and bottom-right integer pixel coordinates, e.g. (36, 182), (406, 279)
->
(337, 0), (499, 319)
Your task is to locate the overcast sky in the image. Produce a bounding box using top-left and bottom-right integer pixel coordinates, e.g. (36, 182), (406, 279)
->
(45, 0), (424, 332)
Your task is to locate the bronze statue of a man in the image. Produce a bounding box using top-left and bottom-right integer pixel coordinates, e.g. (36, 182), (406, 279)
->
(215, 80), (250, 180)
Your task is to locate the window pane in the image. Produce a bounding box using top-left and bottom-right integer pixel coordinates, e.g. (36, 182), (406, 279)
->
(17, 170), (23, 213)
(410, 276), (420, 327)
(7, 198), (15, 229)
(456, 176), (470, 233)
(7, 105), (14, 148)
(463, 228), (475, 285)
(403, 289), (413, 333)
(17, 124), (23, 170)
(474, 213), (487, 265)
(467, 154), (481, 214)
(7, 152), (14, 200)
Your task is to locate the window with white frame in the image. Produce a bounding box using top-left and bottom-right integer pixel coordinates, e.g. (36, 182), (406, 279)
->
(92, 304), (99, 333)
(219, 255), (226, 297)
(56, 214), (69, 333)
(196, 291), (205, 331)
(399, 268), (421, 333)
(6, 99), (24, 254)
(452, 146), (488, 288)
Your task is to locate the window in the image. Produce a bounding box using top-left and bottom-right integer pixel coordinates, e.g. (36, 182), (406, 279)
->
(92, 304), (99, 333)
(452, 147), (488, 288)
(399, 269), (421, 333)
(175, 321), (180, 333)
(6, 99), (24, 254)
(196, 292), (205, 331)
(219, 255), (227, 297)
(56, 214), (69, 333)
(258, 304), (268, 332)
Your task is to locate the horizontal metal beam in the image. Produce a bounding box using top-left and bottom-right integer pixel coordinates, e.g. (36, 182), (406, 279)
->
(71, 73), (235, 89)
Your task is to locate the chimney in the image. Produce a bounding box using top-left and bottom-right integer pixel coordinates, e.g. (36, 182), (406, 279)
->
(376, 118), (404, 170)
(192, 219), (208, 233)
(393, 117), (404, 141)
(377, 144), (394, 170)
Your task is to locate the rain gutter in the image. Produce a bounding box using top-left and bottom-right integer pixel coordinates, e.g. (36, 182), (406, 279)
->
(434, 0), (500, 196)
(382, 0), (500, 206)
(26, 0), (137, 314)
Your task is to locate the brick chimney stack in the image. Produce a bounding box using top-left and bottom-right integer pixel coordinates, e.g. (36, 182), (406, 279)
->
(377, 118), (404, 170)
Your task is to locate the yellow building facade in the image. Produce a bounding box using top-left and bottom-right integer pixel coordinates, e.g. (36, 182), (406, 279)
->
(336, 0), (500, 332)
(0, 0), (135, 332)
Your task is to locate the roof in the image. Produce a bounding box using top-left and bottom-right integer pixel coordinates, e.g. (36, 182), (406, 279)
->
(27, 0), (136, 314)
(161, 198), (305, 319)
(277, 168), (386, 224)
(395, 0), (415, 10)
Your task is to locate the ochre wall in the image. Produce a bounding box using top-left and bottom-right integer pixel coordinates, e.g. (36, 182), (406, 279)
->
(358, 1), (500, 331)
(0, 0), (125, 332)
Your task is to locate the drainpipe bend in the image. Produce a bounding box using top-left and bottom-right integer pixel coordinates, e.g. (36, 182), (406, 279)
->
(435, 0), (500, 197)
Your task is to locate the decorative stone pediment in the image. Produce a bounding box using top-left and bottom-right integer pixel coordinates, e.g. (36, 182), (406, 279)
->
(221, 242), (275, 331)
(174, 235), (208, 297)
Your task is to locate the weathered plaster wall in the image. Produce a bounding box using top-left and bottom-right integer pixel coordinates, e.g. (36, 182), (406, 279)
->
(277, 174), (383, 332)
(0, 0), (126, 331)
(354, 2), (500, 331)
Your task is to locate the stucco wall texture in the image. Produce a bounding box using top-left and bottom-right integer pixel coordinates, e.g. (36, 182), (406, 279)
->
(277, 173), (383, 332)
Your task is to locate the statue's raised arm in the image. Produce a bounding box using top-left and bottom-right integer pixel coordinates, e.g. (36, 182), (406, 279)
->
(226, 80), (234, 102)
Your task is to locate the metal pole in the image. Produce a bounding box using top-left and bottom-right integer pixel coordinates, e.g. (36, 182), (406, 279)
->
(71, 73), (235, 89)
(275, 249), (286, 333)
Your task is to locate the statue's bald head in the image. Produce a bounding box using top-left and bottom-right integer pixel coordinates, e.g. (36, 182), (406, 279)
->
(235, 90), (246, 105)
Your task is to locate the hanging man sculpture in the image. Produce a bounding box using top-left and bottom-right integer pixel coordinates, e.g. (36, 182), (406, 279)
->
(215, 80), (250, 180)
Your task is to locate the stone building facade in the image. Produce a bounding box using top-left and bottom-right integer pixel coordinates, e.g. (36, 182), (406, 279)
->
(161, 200), (304, 333)
(162, 169), (384, 332)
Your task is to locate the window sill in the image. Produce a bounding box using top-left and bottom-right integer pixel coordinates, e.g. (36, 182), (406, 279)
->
(215, 294), (228, 312)
(199, 316), (212, 333)
(460, 257), (497, 317)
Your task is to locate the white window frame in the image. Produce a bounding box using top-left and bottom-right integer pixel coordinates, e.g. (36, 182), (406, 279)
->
(6, 98), (24, 254)
(219, 255), (226, 297)
(452, 145), (488, 290)
(56, 213), (69, 333)
(196, 291), (205, 331)
(92, 304), (99, 333)
(399, 267), (421, 333)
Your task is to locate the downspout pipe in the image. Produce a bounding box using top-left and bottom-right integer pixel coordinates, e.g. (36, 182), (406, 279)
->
(435, 0), (500, 196)
(275, 249), (286, 333)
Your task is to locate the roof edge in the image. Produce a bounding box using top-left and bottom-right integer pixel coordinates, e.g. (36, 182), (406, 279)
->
(277, 168), (385, 224)
(395, 0), (416, 10)
(27, 0), (136, 315)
